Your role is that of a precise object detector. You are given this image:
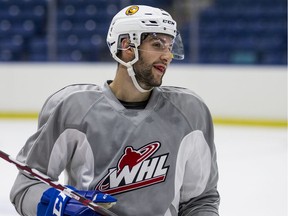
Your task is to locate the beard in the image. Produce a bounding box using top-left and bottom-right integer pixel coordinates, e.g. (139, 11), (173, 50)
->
(133, 55), (163, 90)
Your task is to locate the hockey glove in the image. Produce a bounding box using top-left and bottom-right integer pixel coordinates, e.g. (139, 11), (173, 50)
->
(37, 186), (117, 216)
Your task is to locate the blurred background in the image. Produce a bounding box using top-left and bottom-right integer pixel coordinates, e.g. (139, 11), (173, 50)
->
(0, 0), (287, 216)
(0, 0), (286, 64)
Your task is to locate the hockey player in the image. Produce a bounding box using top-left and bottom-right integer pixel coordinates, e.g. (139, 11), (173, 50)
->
(10, 5), (220, 216)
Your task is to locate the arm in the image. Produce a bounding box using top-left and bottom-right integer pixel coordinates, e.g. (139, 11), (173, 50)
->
(178, 175), (220, 216)
(179, 103), (220, 216)
(10, 85), (99, 215)
(10, 101), (69, 215)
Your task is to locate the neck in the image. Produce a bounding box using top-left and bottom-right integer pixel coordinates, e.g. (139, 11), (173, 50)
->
(109, 66), (151, 102)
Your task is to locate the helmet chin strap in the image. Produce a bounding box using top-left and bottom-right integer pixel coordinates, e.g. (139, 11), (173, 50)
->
(112, 47), (153, 93)
(126, 66), (152, 93)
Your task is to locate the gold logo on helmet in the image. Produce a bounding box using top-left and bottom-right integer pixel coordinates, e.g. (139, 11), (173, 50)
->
(125, 6), (139, 15)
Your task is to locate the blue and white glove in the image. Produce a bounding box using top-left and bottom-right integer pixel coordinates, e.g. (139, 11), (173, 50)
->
(37, 186), (117, 216)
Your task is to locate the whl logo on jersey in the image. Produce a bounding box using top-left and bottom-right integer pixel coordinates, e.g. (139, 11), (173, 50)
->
(95, 142), (169, 195)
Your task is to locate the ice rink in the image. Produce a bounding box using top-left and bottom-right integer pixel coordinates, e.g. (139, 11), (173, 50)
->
(0, 119), (287, 216)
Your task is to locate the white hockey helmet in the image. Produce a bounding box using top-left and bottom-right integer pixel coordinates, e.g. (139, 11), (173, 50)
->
(107, 5), (184, 61)
(107, 5), (184, 92)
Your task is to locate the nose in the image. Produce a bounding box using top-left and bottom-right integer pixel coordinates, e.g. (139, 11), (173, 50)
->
(160, 50), (173, 64)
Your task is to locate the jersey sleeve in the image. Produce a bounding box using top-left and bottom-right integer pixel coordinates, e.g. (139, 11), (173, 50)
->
(10, 84), (100, 216)
(178, 101), (220, 216)
(10, 101), (66, 215)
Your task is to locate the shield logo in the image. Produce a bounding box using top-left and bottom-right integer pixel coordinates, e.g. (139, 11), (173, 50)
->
(125, 5), (139, 15)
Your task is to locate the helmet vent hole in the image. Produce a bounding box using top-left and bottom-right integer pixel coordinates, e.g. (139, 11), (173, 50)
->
(141, 20), (158, 26)
(162, 13), (169, 16)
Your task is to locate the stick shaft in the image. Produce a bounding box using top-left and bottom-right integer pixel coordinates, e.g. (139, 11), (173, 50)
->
(0, 150), (118, 216)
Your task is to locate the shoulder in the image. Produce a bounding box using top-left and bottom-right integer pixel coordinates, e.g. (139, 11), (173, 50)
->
(159, 86), (205, 106)
(38, 84), (102, 127)
(158, 86), (212, 126)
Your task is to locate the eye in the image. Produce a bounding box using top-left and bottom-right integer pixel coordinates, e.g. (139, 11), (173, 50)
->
(152, 41), (163, 49)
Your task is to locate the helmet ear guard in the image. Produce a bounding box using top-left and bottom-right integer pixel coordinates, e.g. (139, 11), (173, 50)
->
(109, 34), (139, 67)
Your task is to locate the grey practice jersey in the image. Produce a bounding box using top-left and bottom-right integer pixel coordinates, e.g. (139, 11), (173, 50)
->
(10, 82), (220, 216)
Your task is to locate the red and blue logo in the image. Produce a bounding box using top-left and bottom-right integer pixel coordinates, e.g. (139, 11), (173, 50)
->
(96, 142), (169, 195)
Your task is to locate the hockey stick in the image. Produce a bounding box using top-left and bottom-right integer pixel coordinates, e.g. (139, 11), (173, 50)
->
(0, 150), (118, 216)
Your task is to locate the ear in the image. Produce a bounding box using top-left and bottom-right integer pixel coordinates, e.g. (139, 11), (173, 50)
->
(120, 38), (135, 60)
(120, 38), (130, 50)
